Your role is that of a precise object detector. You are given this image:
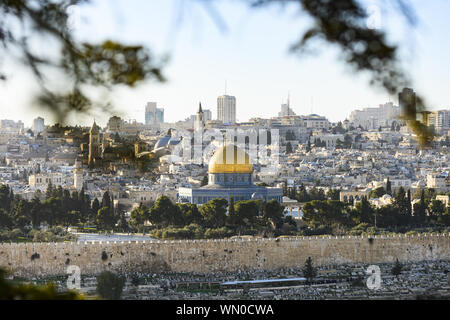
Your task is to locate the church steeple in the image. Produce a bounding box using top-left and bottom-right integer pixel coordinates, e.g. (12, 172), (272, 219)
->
(90, 119), (100, 134)
(196, 102), (205, 130)
(88, 120), (101, 167)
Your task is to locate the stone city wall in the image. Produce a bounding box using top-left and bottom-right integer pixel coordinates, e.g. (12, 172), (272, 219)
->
(1, 234), (450, 277)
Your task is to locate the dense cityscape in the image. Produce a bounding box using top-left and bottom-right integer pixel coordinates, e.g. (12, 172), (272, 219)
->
(1, 86), (450, 301)
(1, 87), (449, 243)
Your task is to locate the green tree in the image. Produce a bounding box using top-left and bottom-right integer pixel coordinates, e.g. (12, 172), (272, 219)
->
(386, 178), (392, 196)
(200, 175), (209, 187)
(96, 271), (125, 300)
(42, 197), (62, 227)
(306, 140), (311, 153)
(116, 212), (130, 233)
(101, 191), (112, 210)
(392, 259), (403, 278)
(309, 187), (326, 201)
(393, 187), (411, 225)
(148, 196), (183, 228)
(343, 134), (353, 148)
(0, 209), (13, 230)
(90, 198), (101, 224)
(231, 200), (260, 228)
(129, 204), (149, 231)
(29, 196), (42, 229)
(289, 185), (297, 200)
(296, 185), (310, 202)
(0, 268), (84, 300)
(302, 200), (349, 230)
(302, 257), (317, 284)
(0, 185), (12, 212)
(177, 203), (204, 226)
(45, 181), (54, 199)
(353, 197), (375, 225)
(262, 200), (285, 229)
(227, 197), (235, 222)
(327, 189), (341, 201)
(10, 198), (31, 230)
(413, 188), (436, 202)
(413, 189), (427, 225)
(428, 199), (445, 221)
(286, 142), (293, 154)
(96, 207), (116, 231)
(67, 210), (81, 228)
(368, 187), (386, 199)
(199, 198), (228, 229)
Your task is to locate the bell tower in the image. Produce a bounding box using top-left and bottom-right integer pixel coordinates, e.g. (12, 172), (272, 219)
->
(88, 120), (101, 167)
(195, 102), (205, 130)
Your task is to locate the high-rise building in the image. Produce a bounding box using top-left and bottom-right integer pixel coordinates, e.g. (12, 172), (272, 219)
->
(32, 117), (45, 134)
(435, 110), (450, 133)
(421, 110), (450, 134)
(0, 119), (24, 134)
(398, 88), (416, 121)
(217, 95), (236, 125)
(349, 102), (401, 129)
(145, 102), (164, 126)
(156, 108), (164, 124)
(203, 109), (212, 122)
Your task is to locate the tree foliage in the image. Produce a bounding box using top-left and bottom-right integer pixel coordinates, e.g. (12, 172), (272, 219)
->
(0, 268), (84, 300)
(302, 257), (317, 283)
(392, 258), (403, 278)
(0, 0), (436, 145)
(0, 0), (166, 123)
(96, 271), (125, 300)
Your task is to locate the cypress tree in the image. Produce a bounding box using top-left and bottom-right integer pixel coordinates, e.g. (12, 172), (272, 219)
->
(392, 259), (403, 278)
(45, 181), (53, 199)
(228, 197), (235, 216)
(201, 175), (208, 187)
(386, 178), (392, 195)
(101, 191), (111, 210)
(303, 257), (317, 284)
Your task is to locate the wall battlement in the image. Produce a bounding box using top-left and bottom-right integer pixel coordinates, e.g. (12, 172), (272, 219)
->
(1, 234), (450, 277)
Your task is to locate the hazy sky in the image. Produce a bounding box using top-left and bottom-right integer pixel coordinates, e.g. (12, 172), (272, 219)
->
(1, 0), (450, 127)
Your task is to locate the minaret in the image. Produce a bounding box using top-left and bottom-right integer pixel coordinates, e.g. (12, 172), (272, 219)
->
(74, 158), (83, 191)
(195, 102), (205, 130)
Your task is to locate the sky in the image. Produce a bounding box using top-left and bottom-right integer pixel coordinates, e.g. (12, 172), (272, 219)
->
(1, 0), (450, 127)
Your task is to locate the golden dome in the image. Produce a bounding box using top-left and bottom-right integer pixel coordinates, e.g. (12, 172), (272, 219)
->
(208, 144), (253, 174)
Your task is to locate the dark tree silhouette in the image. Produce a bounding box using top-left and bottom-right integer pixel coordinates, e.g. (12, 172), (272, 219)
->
(302, 256), (317, 284)
(0, 0), (166, 123)
(392, 258), (403, 278)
